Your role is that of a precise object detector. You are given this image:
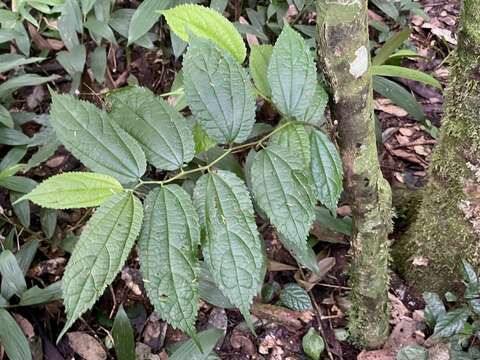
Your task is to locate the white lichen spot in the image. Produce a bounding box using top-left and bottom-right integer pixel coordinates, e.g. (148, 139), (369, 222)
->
(349, 46), (368, 79)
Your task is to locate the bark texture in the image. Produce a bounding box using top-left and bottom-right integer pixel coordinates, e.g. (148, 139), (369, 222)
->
(392, 0), (480, 293)
(316, 0), (393, 348)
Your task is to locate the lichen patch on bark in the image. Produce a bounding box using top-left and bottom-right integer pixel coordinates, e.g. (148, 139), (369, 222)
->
(349, 46), (369, 79)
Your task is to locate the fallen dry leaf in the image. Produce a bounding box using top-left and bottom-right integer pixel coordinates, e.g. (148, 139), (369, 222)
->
(67, 332), (107, 360)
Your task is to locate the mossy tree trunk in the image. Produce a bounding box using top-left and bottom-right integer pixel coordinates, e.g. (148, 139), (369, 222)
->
(392, 0), (480, 293)
(316, 0), (393, 348)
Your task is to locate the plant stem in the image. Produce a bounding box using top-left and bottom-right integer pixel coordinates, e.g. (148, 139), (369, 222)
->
(134, 121), (295, 190)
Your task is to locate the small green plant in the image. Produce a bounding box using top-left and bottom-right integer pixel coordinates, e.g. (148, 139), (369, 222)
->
(16, 4), (343, 344)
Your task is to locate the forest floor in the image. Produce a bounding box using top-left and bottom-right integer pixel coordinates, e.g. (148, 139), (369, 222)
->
(0, 0), (460, 359)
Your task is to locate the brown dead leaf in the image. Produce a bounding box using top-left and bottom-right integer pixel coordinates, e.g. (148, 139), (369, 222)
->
(251, 304), (313, 329)
(67, 332), (107, 360)
(230, 330), (256, 356)
(398, 127), (415, 137)
(13, 313), (35, 339)
(238, 16), (259, 46)
(267, 260), (297, 272)
(374, 99), (408, 117)
(412, 256), (429, 267)
(27, 257), (66, 277)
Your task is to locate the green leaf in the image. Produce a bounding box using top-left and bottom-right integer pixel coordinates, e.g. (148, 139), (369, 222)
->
(169, 328), (224, 360)
(249, 144), (318, 273)
(90, 45), (107, 83)
(81, 0), (96, 16)
(56, 44), (86, 76)
(109, 9), (155, 49)
(24, 140), (60, 171)
(370, 0), (399, 19)
(396, 345), (428, 360)
(128, 0), (171, 45)
(372, 65), (442, 89)
(373, 75), (427, 124)
(193, 122), (216, 154)
(432, 307), (469, 339)
(249, 44), (273, 99)
(268, 24), (316, 118)
(0, 308), (32, 360)
(372, 28), (412, 66)
(84, 19), (117, 45)
(0, 74), (59, 99)
(279, 283), (312, 311)
(314, 207), (352, 236)
(193, 170), (266, 329)
(19, 281), (63, 306)
(40, 208), (57, 238)
(10, 192), (30, 228)
(269, 123), (310, 168)
(15, 240), (38, 276)
(423, 292), (446, 328)
(460, 259), (478, 284)
(59, 192), (143, 340)
(183, 38), (255, 144)
(198, 262), (234, 309)
(0, 104), (14, 128)
(0, 127), (30, 146)
(50, 93), (146, 184)
(183, 36), (255, 144)
(108, 86), (194, 171)
(302, 327), (325, 360)
(112, 305), (135, 360)
(20, 172), (124, 209)
(301, 84), (329, 125)
(310, 130), (343, 213)
(162, 4), (246, 63)
(0, 250), (27, 300)
(0, 147), (26, 172)
(58, 0), (82, 50)
(0, 54), (45, 73)
(0, 176), (37, 193)
(139, 185), (200, 337)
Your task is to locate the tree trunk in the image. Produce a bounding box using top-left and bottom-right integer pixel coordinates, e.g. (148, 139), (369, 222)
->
(392, 0), (480, 293)
(316, 0), (393, 348)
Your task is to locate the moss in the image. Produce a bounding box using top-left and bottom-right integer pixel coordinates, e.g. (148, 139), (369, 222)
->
(393, 22), (480, 293)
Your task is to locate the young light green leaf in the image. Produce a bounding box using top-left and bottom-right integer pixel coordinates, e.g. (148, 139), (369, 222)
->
(301, 85), (329, 125)
(127, 0), (171, 45)
(19, 172), (123, 209)
(310, 130), (343, 213)
(192, 122), (216, 154)
(249, 44), (273, 98)
(108, 86), (194, 171)
(59, 192), (143, 340)
(268, 24), (316, 118)
(139, 185), (200, 337)
(279, 283), (313, 311)
(432, 307), (469, 339)
(372, 65), (442, 89)
(183, 36), (255, 144)
(162, 4), (246, 63)
(269, 123), (310, 168)
(372, 28), (412, 66)
(249, 144), (319, 273)
(193, 170), (266, 329)
(50, 93), (146, 184)
(112, 305), (135, 360)
(0, 250), (27, 300)
(19, 281), (63, 306)
(302, 328), (325, 360)
(0, 308), (32, 360)
(169, 328), (224, 360)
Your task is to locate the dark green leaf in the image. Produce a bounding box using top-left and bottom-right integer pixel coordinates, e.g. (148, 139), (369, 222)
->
(372, 65), (441, 89)
(40, 208), (57, 238)
(372, 28), (412, 66)
(194, 170), (266, 329)
(90, 45), (107, 83)
(169, 328), (224, 360)
(19, 281), (63, 306)
(301, 85), (328, 125)
(250, 144), (318, 273)
(198, 262), (234, 309)
(15, 240), (38, 276)
(269, 123), (310, 168)
(0, 250), (27, 300)
(310, 130), (343, 213)
(0, 308), (32, 360)
(423, 292), (446, 328)
(58, 0), (82, 50)
(84, 18), (117, 45)
(108, 86), (194, 171)
(268, 24), (316, 118)
(112, 305), (135, 360)
(0, 128), (30, 146)
(396, 345), (428, 360)
(433, 307), (469, 339)
(10, 192), (30, 228)
(183, 36), (256, 144)
(279, 283), (312, 311)
(0, 176), (37, 193)
(50, 93), (146, 184)
(128, 0), (171, 45)
(0, 54), (45, 73)
(314, 207), (352, 236)
(56, 44), (86, 76)
(0, 104), (14, 128)
(139, 185), (200, 336)
(0, 74), (59, 99)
